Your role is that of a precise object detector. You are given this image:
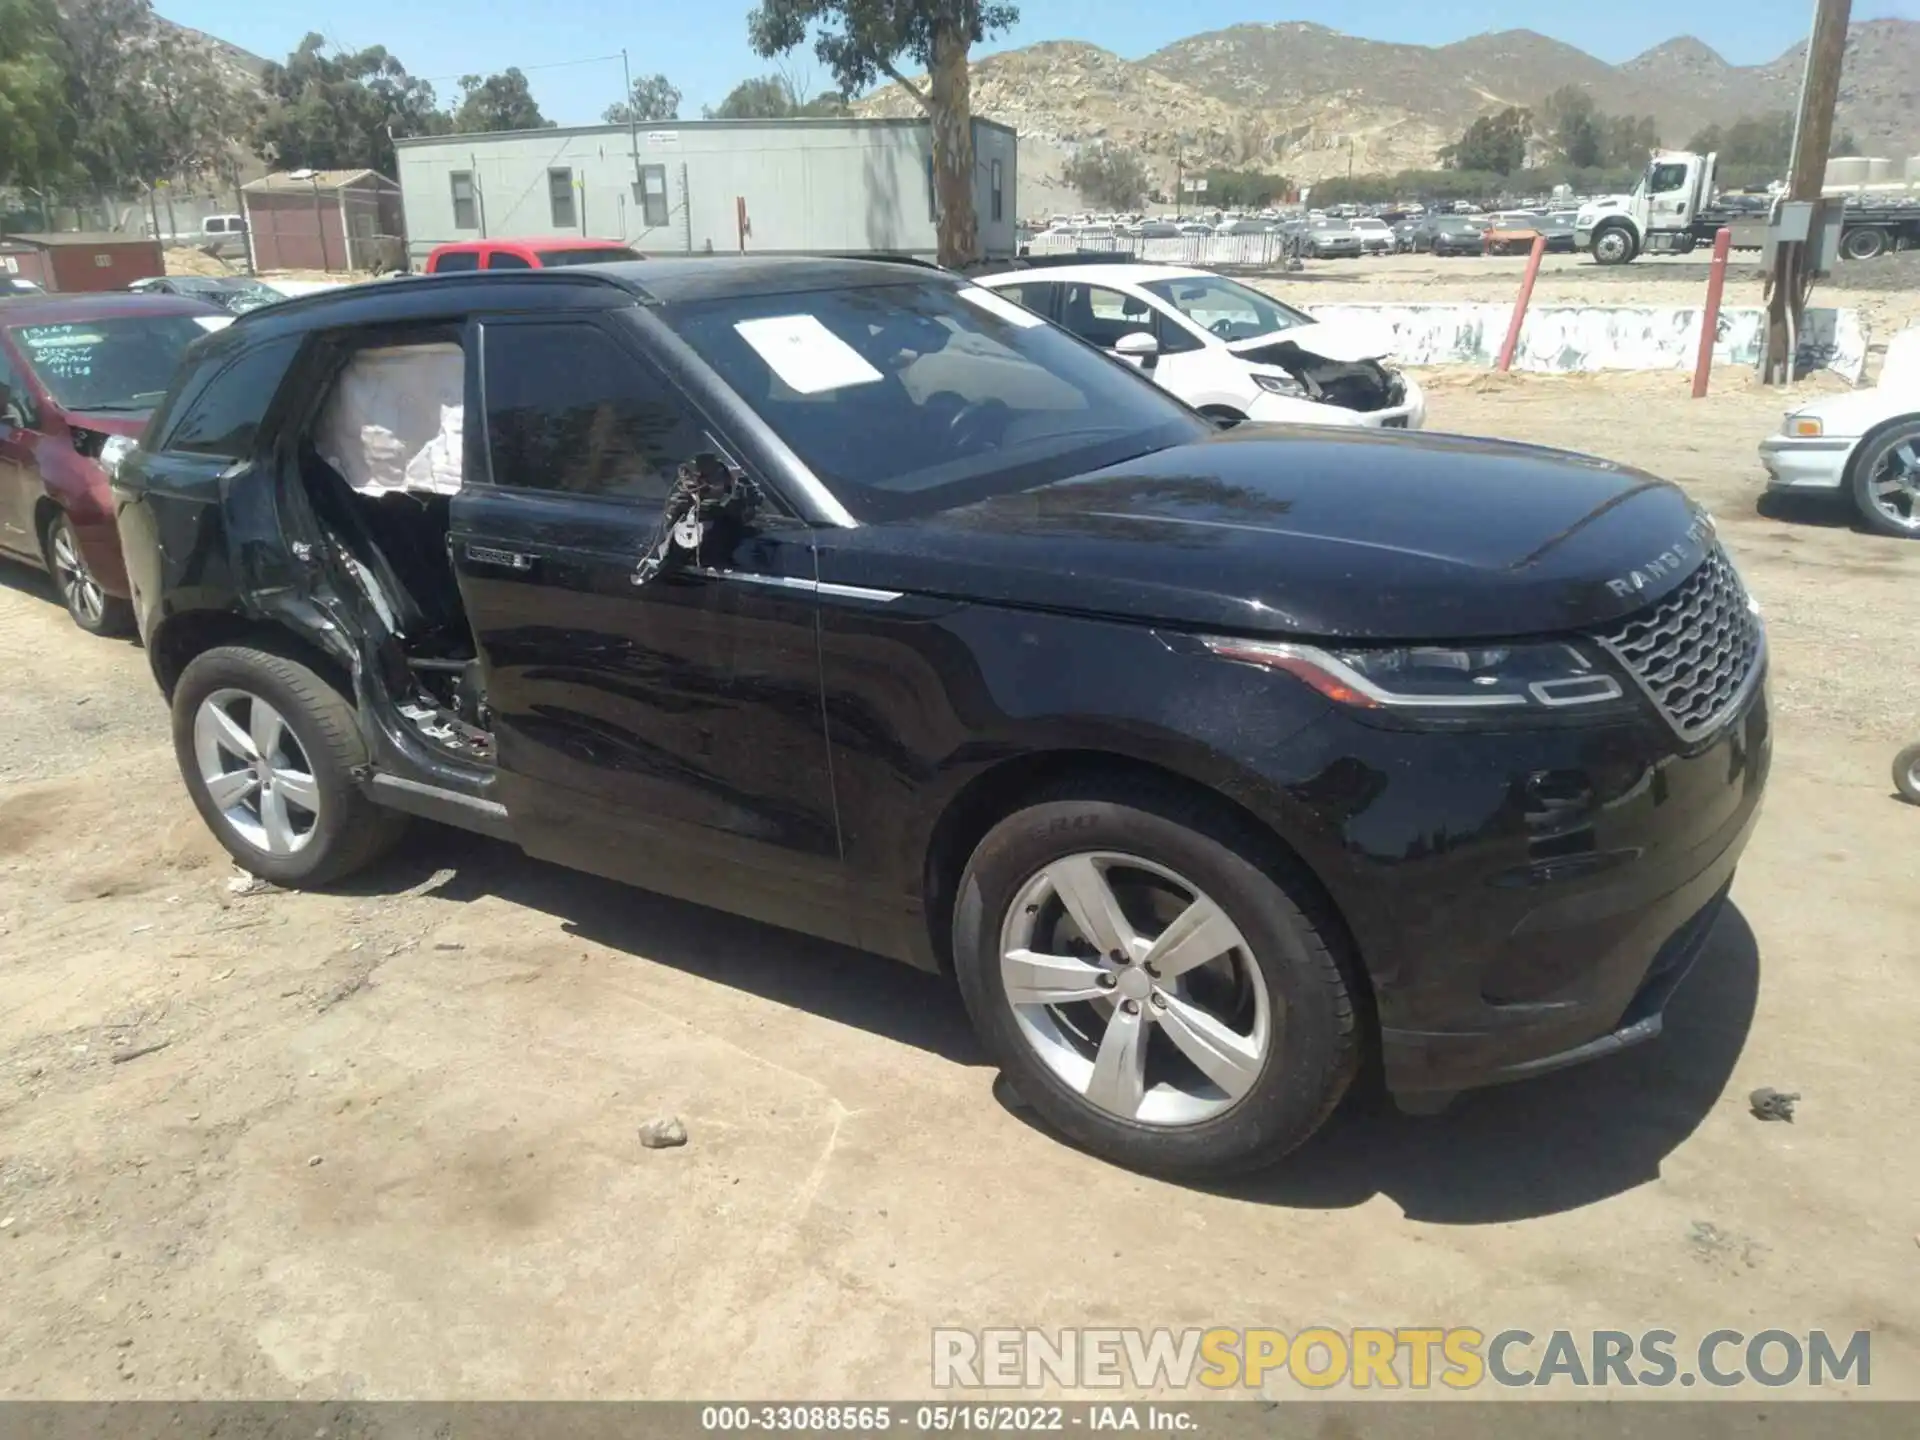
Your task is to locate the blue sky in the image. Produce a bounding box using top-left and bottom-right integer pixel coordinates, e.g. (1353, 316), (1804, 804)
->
(162, 0), (1920, 127)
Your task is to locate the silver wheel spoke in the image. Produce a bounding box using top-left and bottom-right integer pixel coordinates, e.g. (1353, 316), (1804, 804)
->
(204, 769), (259, 810)
(1047, 855), (1135, 958)
(1894, 442), (1919, 474)
(271, 767), (320, 813)
(249, 700), (288, 763)
(205, 703), (255, 760)
(259, 785), (297, 854)
(1085, 1004), (1149, 1118)
(1155, 992), (1264, 1099)
(1004, 948), (1110, 1007)
(1140, 895), (1240, 980)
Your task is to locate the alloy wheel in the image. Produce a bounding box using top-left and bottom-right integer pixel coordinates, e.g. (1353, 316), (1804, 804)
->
(998, 851), (1273, 1128)
(1866, 439), (1920, 532)
(192, 688), (323, 855)
(49, 522), (105, 628)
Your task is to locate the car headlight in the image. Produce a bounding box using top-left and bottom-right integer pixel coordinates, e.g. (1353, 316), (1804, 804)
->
(1253, 373), (1308, 398)
(1200, 636), (1629, 718)
(98, 434), (139, 480)
(1784, 414), (1823, 438)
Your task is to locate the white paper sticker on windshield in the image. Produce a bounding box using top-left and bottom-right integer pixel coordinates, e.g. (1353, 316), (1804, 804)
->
(958, 287), (1043, 328)
(194, 316), (235, 332)
(733, 314), (883, 395)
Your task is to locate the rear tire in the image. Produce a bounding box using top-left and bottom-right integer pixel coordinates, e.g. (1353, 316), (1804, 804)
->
(171, 644), (408, 887)
(44, 513), (133, 637)
(1842, 227), (1888, 262)
(950, 783), (1360, 1177)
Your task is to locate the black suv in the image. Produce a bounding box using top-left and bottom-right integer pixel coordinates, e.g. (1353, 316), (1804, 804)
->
(111, 258), (1770, 1176)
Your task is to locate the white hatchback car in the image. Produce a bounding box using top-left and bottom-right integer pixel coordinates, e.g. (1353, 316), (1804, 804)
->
(976, 263), (1427, 430)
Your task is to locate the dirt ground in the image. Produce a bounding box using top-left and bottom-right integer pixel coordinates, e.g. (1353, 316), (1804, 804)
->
(3, 267), (1920, 1401)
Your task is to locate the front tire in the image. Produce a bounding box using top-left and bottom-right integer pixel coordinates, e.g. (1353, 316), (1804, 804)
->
(172, 644), (408, 886)
(951, 785), (1360, 1176)
(1849, 422), (1920, 539)
(1592, 224), (1637, 266)
(45, 513), (133, 636)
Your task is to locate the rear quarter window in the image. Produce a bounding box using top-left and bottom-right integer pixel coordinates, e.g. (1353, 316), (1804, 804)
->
(432, 252), (480, 273)
(155, 335), (301, 460)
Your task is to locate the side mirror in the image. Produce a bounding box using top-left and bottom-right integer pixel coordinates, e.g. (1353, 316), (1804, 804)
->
(632, 451), (760, 587)
(1113, 332), (1160, 369)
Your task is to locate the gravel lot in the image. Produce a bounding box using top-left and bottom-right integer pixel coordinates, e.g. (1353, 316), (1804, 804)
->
(2, 261), (1918, 1400)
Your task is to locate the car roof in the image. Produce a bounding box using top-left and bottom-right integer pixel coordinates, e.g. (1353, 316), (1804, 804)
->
(977, 262), (1212, 288)
(0, 292), (227, 322)
(219, 255), (963, 336)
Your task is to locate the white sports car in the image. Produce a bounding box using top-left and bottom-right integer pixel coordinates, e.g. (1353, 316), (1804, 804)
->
(975, 263), (1426, 431)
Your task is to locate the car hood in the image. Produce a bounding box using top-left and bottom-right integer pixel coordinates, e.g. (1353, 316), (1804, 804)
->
(1226, 323), (1389, 365)
(1787, 387), (1915, 437)
(816, 428), (1712, 642)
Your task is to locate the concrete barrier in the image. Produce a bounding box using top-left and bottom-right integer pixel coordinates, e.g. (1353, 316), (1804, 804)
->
(1302, 303), (1868, 383)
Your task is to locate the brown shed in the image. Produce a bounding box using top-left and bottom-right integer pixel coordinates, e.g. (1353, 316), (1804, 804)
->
(242, 170), (406, 273)
(0, 233), (165, 293)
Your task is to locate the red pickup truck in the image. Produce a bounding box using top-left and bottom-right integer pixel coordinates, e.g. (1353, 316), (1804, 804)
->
(422, 238), (643, 273)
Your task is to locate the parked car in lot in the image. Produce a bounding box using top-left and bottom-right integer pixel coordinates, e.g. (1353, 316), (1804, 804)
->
(129, 275), (287, 314)
(975, 262), (1426, 429)
(1302, 221), (1364, 258)
(0, 292), (227, 633)
(1424, 217), (1489, 256)
(1760, 332), (1920, 538)
(1347, 217), (1395, 255)
(423, 238), (644, 273)
(111, 257), (1769, 1176)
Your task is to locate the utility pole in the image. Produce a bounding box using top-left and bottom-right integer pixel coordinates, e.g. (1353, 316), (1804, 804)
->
(1765, 0), (1852, 383)
(622, 49), (642, 195)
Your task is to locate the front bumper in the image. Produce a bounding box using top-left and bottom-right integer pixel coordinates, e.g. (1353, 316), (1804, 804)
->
(1759, 434), (1853, 492)
(1273, 674), (1771, 1100)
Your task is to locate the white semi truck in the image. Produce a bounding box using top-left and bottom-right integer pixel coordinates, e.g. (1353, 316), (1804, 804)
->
(1575, 151), (1920, 265)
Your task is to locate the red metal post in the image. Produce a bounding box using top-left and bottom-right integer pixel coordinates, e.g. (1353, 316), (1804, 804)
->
(1693, 227), (1735, 399)
(1496, 233), (1549, 373)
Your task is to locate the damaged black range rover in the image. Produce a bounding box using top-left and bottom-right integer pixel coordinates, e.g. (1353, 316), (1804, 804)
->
(113, 258), (1769, 1176)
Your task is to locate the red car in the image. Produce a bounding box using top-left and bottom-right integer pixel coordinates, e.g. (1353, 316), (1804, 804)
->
(0, 293), (227, 634)
(422, 238), (643, 273)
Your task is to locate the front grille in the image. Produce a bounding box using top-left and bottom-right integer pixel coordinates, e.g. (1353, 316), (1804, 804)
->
(1594, 546), (1764, 742)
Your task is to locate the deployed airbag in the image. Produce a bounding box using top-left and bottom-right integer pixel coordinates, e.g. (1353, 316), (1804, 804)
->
(317, 343), (465, 496)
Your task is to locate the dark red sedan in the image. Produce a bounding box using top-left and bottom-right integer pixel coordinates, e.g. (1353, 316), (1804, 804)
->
(0, 292), (226, 633)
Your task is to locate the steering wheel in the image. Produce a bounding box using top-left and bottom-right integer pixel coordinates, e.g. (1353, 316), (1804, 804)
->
(1209, 318), (1238, 338)
(947, 398), (1009, 453)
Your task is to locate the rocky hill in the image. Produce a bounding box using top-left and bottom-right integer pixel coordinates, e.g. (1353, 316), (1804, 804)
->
(855, 18), (1920, 208)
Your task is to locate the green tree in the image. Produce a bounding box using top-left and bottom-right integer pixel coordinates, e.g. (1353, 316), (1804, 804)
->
(707, 72), (853, 118)
(1540, 87), (1603, 169)
(0, 0), (66, 188)
(1443, 106), (1532, 176)
(1602, 114), (1661, 167)
(454, 68), (551, 132)
(255, 34), (448, 176)
(604, 73), (680, 124)
(1063, 143), (1150, 210)
(747, 0), (1019, 267)
(1200, 168), (1290, 208)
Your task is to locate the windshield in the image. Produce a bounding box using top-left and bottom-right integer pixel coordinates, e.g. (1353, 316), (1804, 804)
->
(1141, 275), (1312, 343)
(665, 279), (1207, 522)
(537, 246), (642, 267)
(8, 316), (213, 412)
